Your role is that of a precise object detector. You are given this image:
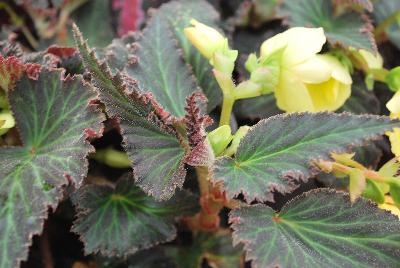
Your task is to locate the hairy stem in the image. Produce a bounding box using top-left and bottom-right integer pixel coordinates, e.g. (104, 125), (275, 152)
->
(195, 166), (209, 196)
(317, 160), (399, 184)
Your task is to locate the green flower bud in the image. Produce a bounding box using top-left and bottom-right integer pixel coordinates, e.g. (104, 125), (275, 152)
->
(207, 125), (233, 156)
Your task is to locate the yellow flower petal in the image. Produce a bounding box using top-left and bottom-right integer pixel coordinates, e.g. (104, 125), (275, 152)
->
(260, 27), (326, 66)
(386, 128), (400, 157)
(359, 49), (383, 69)
(306, 79), (351, 111)
(318, 54), (352, 84)
(292, 56), (332, 84)
(275, 70), (314, 112)
(184, 19), (225, 60)
(387, 90), (400, 117)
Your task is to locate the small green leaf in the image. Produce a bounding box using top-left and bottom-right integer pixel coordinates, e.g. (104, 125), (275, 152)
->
(349, 169), (366, 203)
(230, 189), (400, 268)
(212, 112), (400, 202)
(0, 69), (104, 268)
(389, 182), (400, 208)
(363, 180), (385, 204)
(278, 0), (376, 52)
(72, 174), (199, 257)
(74, 25), (188, 200)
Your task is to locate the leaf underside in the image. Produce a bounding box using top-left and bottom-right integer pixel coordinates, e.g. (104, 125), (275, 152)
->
(72, 174), (199, 257)
(0, 69), (103, 268)
(278, 0), (376, 52)
(212, 112), (400, 202)
(230, 189), (400, 268)
(73, 25), (187, 200)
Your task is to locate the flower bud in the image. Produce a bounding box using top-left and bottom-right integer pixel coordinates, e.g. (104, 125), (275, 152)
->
(0, 111), (15, 135)
(207, 125), (233, 156)
(386, 67), (400, 92)
(184, 19), (225, 60)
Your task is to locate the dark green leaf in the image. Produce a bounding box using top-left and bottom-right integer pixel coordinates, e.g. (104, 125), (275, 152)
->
(166, 230), (243, 268)
(278, 0), (376, 52)
(72, 174), (198, 257)
(98, 229), (242, 267)
(0, 69), (104, 268)
(234, 94), (282, 120)
(339, 77), (380, 114)
(125, 12), (198, 117)
(157, 0), (223, 112)
(73, 25), (187, 200)
(212, 112), (400, 202)
(230, 189), (400, 268)
(68, 0), (114, 47)
(104, 33), (137, 75)
(373, 0), (400, 50)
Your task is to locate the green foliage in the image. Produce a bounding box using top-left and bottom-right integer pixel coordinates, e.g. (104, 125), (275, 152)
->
(0, 69), (104, 268)
(213, 112), (400, 202)
(1, 1), (400, 267)
(278, 0), (376, 52)
(73, 25), (188, 200)
(125, 12), (198, 117)
(72, 174), (199, 257)
(230, 189), (400, 268)
(67, 0), (113, 47)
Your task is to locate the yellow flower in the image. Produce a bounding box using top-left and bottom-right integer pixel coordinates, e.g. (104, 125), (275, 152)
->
(387, 90), (400, 119)
(184, 19), (226, 60)
(305, 55), (352, 112)
(386, 90), (400, 157)
(260, 27), (352, 112)
(184, 19), (238, 74)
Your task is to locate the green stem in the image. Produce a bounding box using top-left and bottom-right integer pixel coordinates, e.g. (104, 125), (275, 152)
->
(375, 10), (400, 41)
(219, 95), (234, 127)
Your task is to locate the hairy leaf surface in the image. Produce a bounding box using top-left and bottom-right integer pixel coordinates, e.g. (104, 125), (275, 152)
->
(278, 0), (376, 52)
(230, 189), (400, 268)
(74, 25), (187, 200)
(125, 12), (198, 117)
(213, 112), (400, 202)
(158, 0), (223, 112)
(339, 78), (380, 114)
(72, 174), (198, 257)
(0, 69), (103, 268)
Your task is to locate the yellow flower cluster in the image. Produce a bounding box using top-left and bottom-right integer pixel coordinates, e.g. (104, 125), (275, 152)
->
(259, 27), (352, 112)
